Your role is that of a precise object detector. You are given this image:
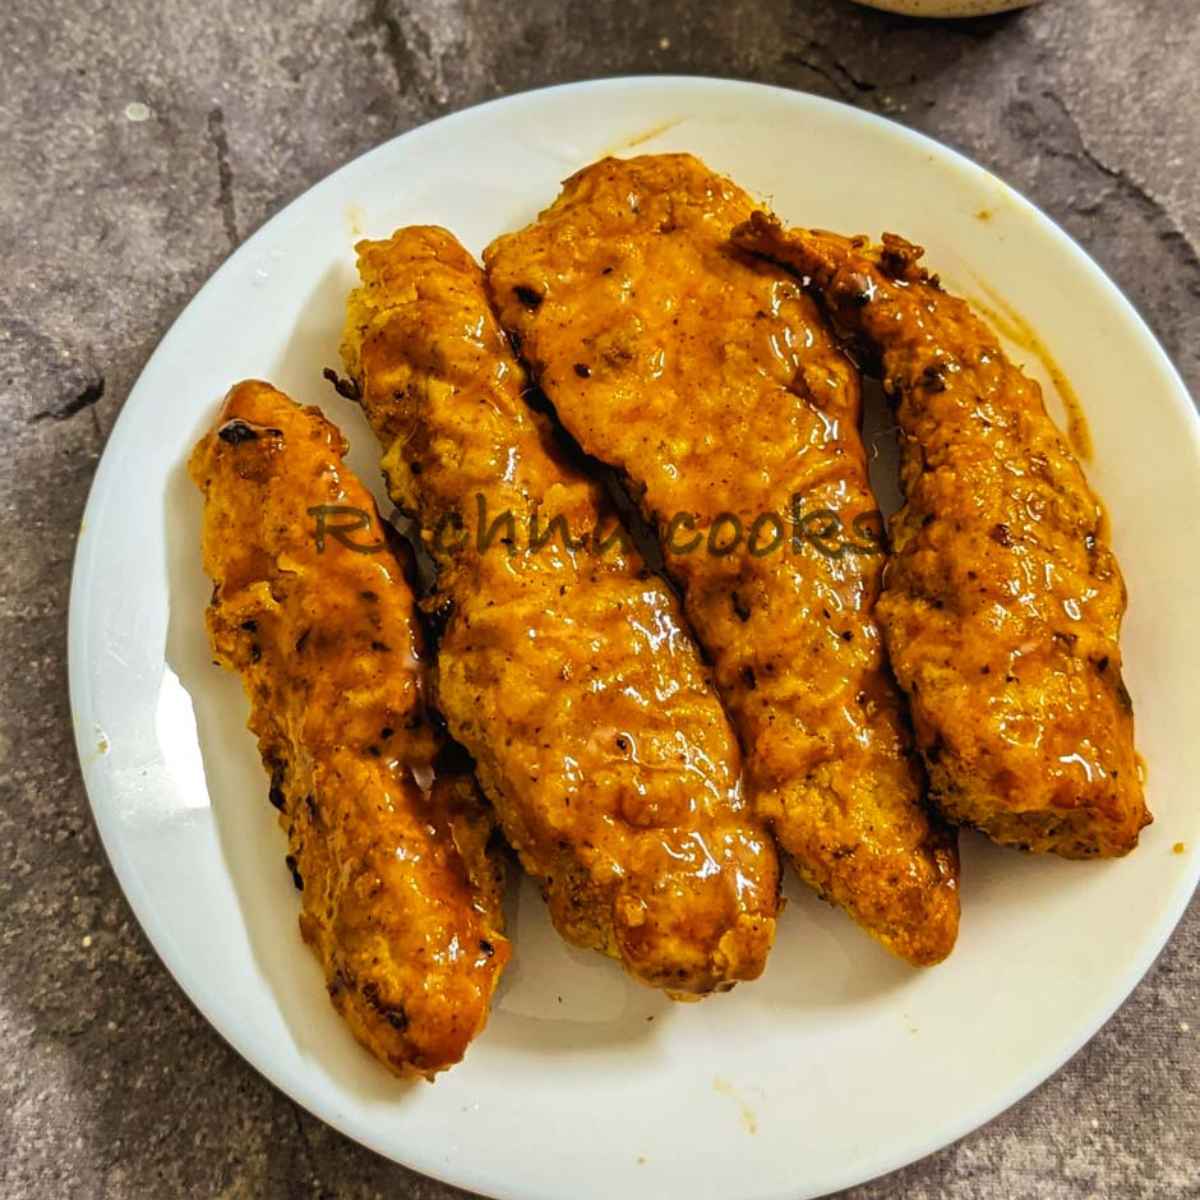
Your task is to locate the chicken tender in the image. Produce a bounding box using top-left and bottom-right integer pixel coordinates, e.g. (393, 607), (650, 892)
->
(189, 379), (508, 1078)
(485, 155), (959, 965)
(734, 215), (1150, 857)
(339, 226), (779, 995)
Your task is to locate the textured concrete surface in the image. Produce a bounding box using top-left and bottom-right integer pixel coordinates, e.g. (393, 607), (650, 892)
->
(1, 0), (1197, 1197)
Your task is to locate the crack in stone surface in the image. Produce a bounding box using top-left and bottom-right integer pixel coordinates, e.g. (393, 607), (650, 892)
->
(367, 0), (412, 90)
(1040, 87), (1200, 280)
(784, 37), (879, 100)
(784, 53), (865, 102)
(782, 51), (849, 100)
(358, 0), (441, 111)
(30, 376), (105, 423)
(206, 106), (240, 250)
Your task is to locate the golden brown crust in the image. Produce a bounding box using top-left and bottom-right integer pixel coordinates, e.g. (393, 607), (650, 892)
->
(734, 213), (1150, 857)
(340, 226), (780, 995)
(189, 380), (508, 1078)
(485, 155), (959, 965)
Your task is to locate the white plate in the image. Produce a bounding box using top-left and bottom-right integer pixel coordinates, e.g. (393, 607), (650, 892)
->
(69, 77), (1200, 1200)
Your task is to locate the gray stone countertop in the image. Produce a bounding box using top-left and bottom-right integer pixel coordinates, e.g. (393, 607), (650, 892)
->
(1, 0), (1196, 1196)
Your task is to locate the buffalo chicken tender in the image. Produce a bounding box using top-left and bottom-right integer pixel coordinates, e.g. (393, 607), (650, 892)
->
(339, 226), (779, 995)
(734, 215), (1149, 857)
(485, 155), (959, 966)
(189, 380), (508, 1078)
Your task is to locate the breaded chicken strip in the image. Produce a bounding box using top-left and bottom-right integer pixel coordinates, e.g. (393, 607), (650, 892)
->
(734, 215), (1150, 857)
(190, 380), (509, 1078)
(485, 155), (959, 966)
(339, 226), (779, 996)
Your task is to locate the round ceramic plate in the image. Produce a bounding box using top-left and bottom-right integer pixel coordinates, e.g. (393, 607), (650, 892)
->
(69, 77), (1200, 1200)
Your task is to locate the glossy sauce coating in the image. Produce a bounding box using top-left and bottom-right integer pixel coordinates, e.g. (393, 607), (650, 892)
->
(340, 227), (779, 995)
(734, 216), (1150, 856)
(485, 156), (959, 965)
(189, 380), (509, 1077)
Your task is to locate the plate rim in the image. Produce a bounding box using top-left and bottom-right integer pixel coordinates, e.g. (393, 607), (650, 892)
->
(68, 74), (1200, 1200)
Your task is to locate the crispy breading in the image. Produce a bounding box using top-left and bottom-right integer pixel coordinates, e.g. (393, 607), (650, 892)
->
(485, 155), (959, 965)
(189, 380), (508, 1078)
(734, 214), (1150, 857)
(339, 227), (779, 995)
